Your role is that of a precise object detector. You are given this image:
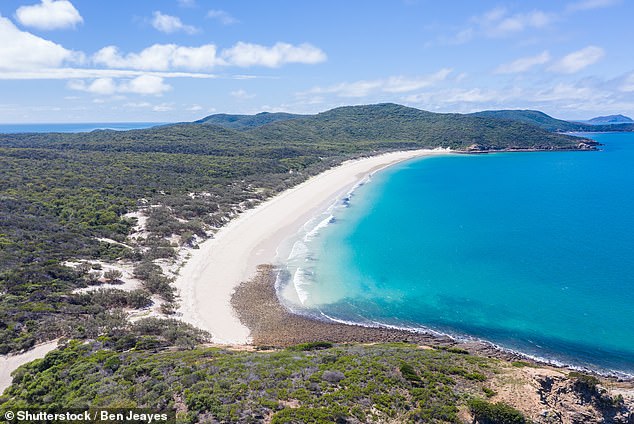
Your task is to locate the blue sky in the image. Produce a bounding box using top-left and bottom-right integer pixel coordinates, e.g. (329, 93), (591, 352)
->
(1, 0), (633, 123)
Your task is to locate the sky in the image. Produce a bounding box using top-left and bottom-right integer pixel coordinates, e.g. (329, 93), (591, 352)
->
(1, 0), (633, 123)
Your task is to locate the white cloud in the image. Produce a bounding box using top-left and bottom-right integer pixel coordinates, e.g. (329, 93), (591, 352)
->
(151, 11), (198, 34)
(0, 15), (78, 70)
(532, 82), (606, 102)
(68, 78), (116, 95)
(440, 7), (555, 45)
(93, 44), (223, 71)
(495, 51), (551, 74)
(15, 0), (83, 30)
(566, 0), (621, 12)
(230, 89), (255, 99)
(68, 75), (171, 95)
(222, 42), (326, 67)
(311, 80), (382, 98)
(122, 75), (172, 95)
(0, 67), (218, 80)
(92, 42), (326, 71)
(187, 104), (203, 111)
(383, 69), (453, 93)
(478, 8), (555, 37)
(153, 103), (174, 112)
(207, 10), (238, 25)
(404, 88), (504, 104)
(549, 46), (605, 73)
(303, 69), (452, 98)
(178, 0), (196, 7)
(124, 102), (152, 108)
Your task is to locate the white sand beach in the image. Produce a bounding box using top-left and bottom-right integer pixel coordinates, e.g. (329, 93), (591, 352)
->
(0, 340), (58, 394)
(177, 149), (450, 344)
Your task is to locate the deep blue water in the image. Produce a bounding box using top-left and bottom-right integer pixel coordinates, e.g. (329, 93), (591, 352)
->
(0, 122), (167, 133)
(280, 133), (634, 375)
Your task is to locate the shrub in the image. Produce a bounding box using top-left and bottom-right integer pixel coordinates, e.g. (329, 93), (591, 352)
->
(468, 398), (527, 424)
(466, 371), (487, 382)
(483, 387), (497, 398)
(568, 372), (600, 393)
(288, 342), (333, 351)
(103, 269), (123, 283)
(399, 362), (422, 386)
(271, 407), (347, 424)
(321, 371), (345, 384)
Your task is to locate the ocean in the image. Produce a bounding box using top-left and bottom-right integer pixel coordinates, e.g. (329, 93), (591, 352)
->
(0, 122), (167, 133)
(278, 132), (634, 376)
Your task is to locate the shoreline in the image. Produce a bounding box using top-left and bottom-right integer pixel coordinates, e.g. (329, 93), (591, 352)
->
(175, 144), (631, 380)
(176, 148), (450, 344)
(233, 265), (634, 381)
(232, 264), (525, 360)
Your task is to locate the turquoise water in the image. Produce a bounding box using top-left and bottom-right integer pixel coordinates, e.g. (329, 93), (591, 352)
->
(280, 133), (634, 375)
(0, 122), (166, 133)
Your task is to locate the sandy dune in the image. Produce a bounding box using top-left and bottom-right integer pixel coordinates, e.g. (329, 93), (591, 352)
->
(177, 149), (450, 344)
(0, 340), (58, 394)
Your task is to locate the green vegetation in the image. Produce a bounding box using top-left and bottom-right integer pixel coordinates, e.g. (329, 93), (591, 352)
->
(0, 103), (594, 355)
(287, 341), (333, 351)
(470, 109), (634, 133)
(0, 342), (497, 423)
(467, 398), (529, 424)
(195, 111), (303, 129)
(568, 371), (600, 391)
(482, 387), (497, 398)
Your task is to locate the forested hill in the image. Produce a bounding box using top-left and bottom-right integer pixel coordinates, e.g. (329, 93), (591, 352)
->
(246, 104), (595, 151)
(194, 111), (303, 130)
(1, 103), (596, 153)
(587, 114), (634, 125)
(470, 109), (634, 133)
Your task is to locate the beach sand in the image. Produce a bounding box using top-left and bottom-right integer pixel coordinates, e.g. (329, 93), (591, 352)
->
(176, 149), (450, 344)
(0, 340), (58, 394)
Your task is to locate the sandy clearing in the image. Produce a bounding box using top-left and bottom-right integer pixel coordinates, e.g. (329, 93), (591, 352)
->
(0, 340), (59, 394)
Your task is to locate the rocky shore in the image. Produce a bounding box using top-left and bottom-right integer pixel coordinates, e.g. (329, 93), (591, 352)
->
(233, 265), (527, 362)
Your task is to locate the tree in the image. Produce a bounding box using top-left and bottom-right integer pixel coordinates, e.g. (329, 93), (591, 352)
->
(104, 269), (123, 283)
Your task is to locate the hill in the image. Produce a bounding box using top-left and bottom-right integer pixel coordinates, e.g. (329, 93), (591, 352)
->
(194, 111), (303, 130)
(470, 109), (589, 132)
(470, 109), (634, 132)
(587, 114), (634, 125)
(247, 104), (595, 151)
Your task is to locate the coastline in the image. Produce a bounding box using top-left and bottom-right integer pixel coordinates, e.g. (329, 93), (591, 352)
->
(176, 148), (450, 344)
(232, 265), (634, 382)
(176, 143), (632, 380)
(232, 264), (527, 361)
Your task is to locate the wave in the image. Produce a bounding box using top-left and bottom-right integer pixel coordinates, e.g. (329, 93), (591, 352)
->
(275, 169), (382, 308)
(291, 267), (311, 305)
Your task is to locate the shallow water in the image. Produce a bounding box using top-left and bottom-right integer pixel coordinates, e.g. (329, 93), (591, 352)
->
(279, 133), (634, 375)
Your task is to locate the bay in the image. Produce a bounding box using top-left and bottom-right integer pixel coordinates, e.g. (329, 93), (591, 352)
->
(280, 133), (634, 375)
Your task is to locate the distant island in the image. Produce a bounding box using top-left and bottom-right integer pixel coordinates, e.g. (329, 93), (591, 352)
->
(586, 114), (634, 125)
